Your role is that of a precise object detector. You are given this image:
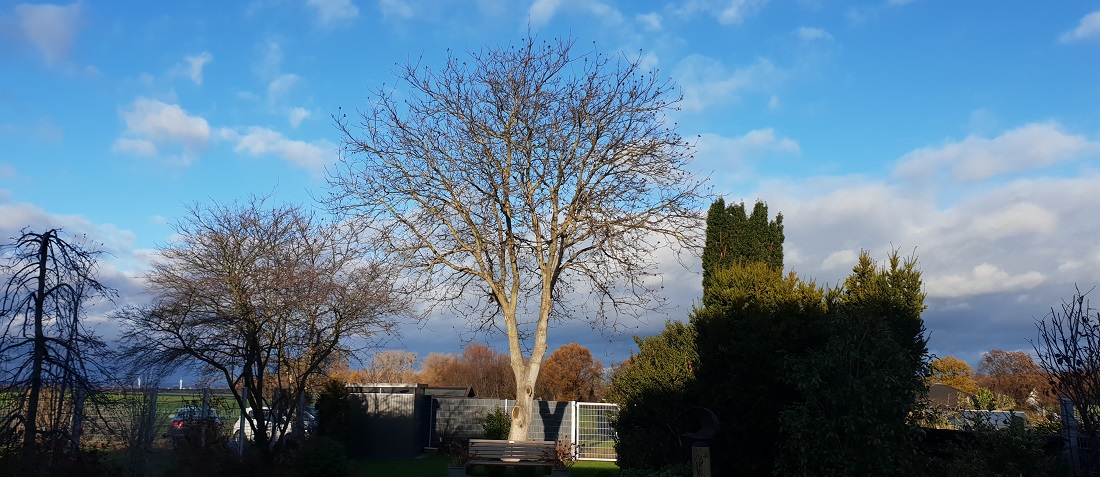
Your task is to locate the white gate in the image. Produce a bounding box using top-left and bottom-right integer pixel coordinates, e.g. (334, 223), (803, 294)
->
(426, 397), (619, 461)
(571, 402), (618, 461)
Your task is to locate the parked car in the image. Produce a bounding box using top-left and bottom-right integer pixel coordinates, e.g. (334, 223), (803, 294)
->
(230, 406), (316, 448)
(168, 407), (222, 447)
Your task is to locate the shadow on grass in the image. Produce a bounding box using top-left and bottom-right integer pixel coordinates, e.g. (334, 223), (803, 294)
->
(353, 455), (619, 477)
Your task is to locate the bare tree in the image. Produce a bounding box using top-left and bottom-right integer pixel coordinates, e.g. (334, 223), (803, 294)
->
(117, 197), (409, 462)
(0, 228), (115, 477)
(1034, 287), (1100, 471)
(327, 36), (704, 439)
(360, 350), (418, 383)
(417, 344), (514, 398)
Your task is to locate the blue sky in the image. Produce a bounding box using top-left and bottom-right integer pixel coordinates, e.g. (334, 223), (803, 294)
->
(2, 0), (1099, 374)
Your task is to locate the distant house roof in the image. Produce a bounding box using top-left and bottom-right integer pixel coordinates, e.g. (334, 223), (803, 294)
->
(928, 383), (974, 408)
(424, 386), (475, 398)
(346, 382), (426, 394)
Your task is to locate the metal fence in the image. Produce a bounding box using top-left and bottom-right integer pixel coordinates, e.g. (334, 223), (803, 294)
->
(78, 388), (241, 446)
(427, 397), (618, 461)
(572, 402), (617, 461)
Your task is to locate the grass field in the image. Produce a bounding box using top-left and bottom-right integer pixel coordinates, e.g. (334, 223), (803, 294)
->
(354, 455), (619, 477)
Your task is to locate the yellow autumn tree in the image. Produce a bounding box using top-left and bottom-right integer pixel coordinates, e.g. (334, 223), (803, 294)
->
(929, 355), (978, 395)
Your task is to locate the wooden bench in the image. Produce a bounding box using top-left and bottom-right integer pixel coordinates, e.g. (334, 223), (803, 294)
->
(466, 438), (557, 473)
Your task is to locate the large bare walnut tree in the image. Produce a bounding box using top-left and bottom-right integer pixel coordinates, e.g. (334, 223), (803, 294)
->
(118, 197), (408, 460)
(327, 37), (705, 439)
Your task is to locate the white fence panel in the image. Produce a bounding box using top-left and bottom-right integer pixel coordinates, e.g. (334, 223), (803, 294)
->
(573, 402), (617, 461)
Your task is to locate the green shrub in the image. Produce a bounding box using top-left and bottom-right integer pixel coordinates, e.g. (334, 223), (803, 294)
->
(920, 421), (1065, 477)
(483, 406), (511, 440)
(292, 436), (351, 477)
(316, 379), (350, 443)
(607, 321), (696, 471)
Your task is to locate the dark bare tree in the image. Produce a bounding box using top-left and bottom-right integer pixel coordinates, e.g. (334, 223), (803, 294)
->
(117, 197), (409, 462)
(328, 36), (705, 439)
(1034, 287), (1100, 472)
(0, 228), (115, 477)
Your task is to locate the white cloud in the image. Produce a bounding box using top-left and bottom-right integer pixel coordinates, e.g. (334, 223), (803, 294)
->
(259, 42), (284, 79)
(1060, 11), (1100, 43)
(637, 12), (662, 31)
(308, 0), (359, 25)
(638, 51), (659, 72)
(675, 55), (781, 111)
(268, 73), (300, 101)
(288, 107), (310, 127)
(114, 98), (210, 163)
(176, 52), (213, 85)
(527, 0), (622, 26)
(225, 126), (335, 172)
(674, 0), (770, 25)
(698, 129), (799, 159)
(528, 0), (561, 25)
(893, 122), (1096, 182)
(847, 0), (913, 24)
(379, 0), (414, 19)
(796, 27), (833, 41)
(966, 202), (1057, 241)
(474, 0), (507, 15)
(0, 198), (150, 316)
(715, 0), (768, 25)
(747, 160), (1100, 308)
(692, 130), (799, 185)
(15, 2), (82, 65)
(925, 264), (1045, 299)
(111, 138), (157, 157)
(821, 249), (858, 271)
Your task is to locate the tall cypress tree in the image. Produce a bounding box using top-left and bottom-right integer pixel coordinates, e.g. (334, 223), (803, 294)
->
(701, 198), (784, 304)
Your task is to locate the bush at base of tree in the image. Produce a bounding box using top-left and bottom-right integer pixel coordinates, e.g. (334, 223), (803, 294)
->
(483, 406), (511, 440)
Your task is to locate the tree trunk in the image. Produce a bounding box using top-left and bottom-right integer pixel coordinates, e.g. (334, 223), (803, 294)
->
(23, 230), (52, 476)
(509, 365), (537, 441)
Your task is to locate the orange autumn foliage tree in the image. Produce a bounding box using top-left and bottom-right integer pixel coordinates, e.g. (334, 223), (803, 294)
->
(418, 344), (515, 398)
(536, 343), (604, 402)
(976, 349), (1053, 407)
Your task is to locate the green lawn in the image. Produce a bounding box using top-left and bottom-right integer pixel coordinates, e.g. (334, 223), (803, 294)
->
(354, 455), (619, 477)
